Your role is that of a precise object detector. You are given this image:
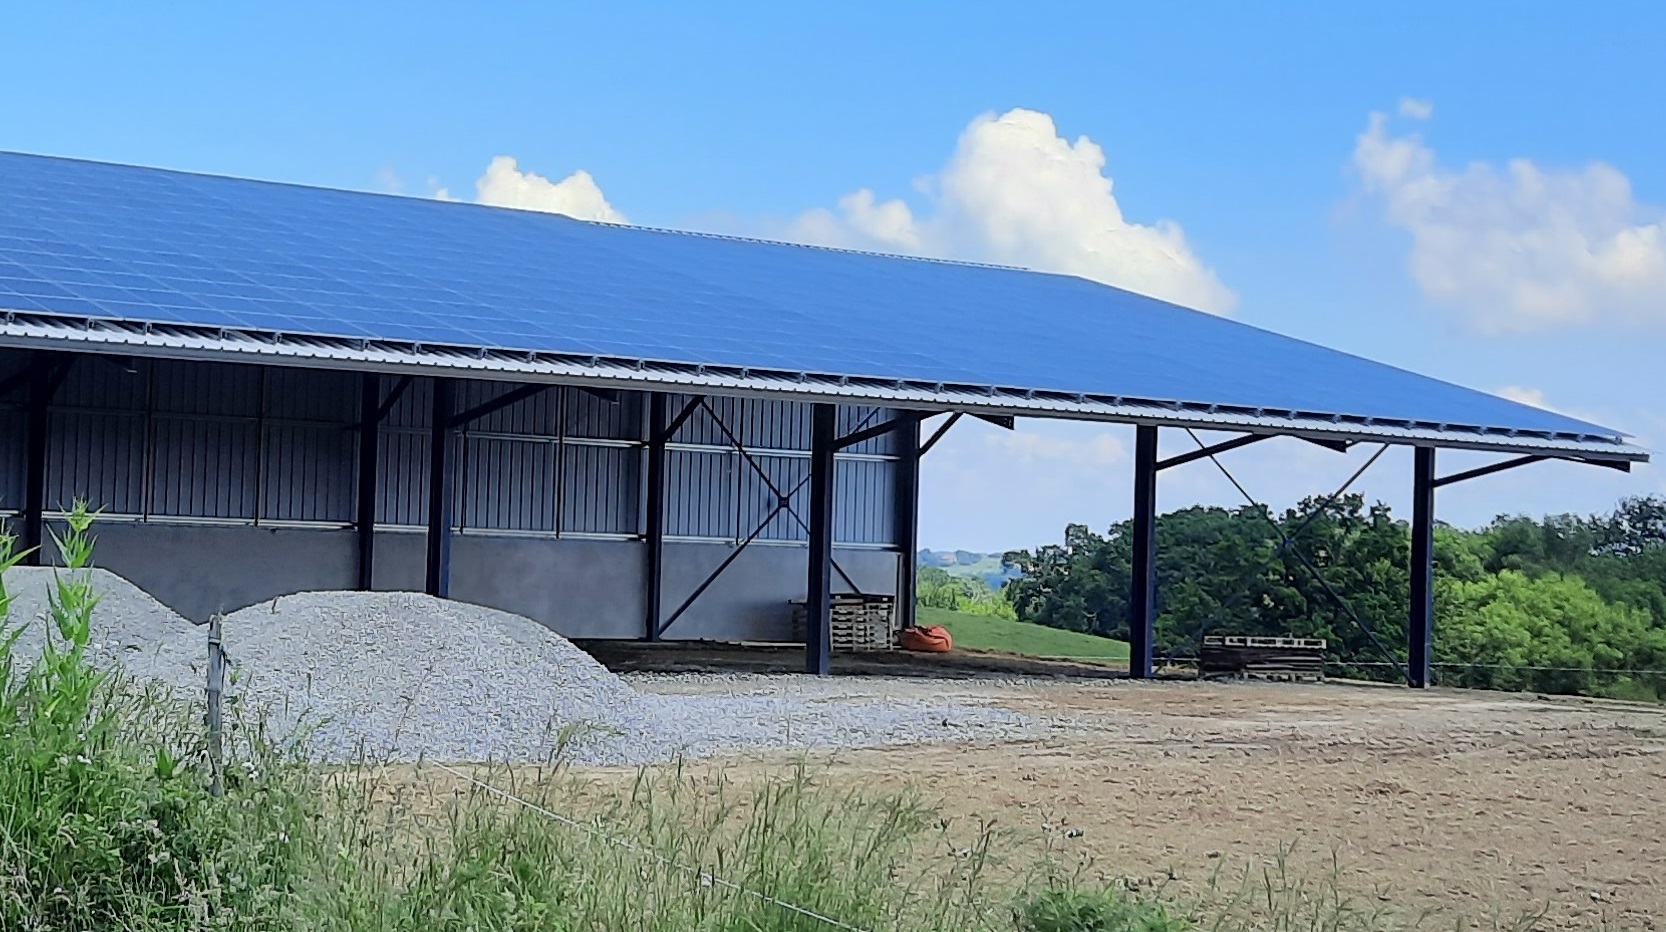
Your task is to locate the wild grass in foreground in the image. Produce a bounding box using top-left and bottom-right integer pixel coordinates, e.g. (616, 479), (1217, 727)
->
(0, 506), (1617, 931)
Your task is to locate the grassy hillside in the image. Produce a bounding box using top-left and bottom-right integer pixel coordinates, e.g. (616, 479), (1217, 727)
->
(919, 606), (1129, 663)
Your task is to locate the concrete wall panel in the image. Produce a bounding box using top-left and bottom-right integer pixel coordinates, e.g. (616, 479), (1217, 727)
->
(656, 543), (900, 641)
(65, 522), (899, 645)
(81, 522), (357, 622)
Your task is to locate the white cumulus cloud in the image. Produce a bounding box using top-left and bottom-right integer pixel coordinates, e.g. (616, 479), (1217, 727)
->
(1494, 385), (1614, 428)
(439, 111), (1229, 312)
(788, 108), (1236, 314)
(1397, 97), (1434, 120)
(1354, 106), (1666, 332)
(451, 156), (627, 223)
(1496, 385), (1551, 409)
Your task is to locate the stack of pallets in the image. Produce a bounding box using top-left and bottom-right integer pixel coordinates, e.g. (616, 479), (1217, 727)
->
(1199, 635), (1327, 682)
(790, 593), (895, 652)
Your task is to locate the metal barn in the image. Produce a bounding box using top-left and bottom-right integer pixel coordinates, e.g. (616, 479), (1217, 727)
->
(0, 152), (1648, 682)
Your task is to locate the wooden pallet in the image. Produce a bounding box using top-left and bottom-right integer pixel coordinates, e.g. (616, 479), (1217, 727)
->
(790, 594), (896, 652)
(1199, 635), (1327, 682)
(1206, 635), (1327, 649)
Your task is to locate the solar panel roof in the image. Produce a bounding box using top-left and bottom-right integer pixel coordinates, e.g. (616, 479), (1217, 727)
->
(0, 150), (1644, 461)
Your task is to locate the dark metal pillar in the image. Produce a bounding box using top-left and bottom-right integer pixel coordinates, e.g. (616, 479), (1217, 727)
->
(425, 378), (454, 598)
(1409, 446), (1437, 688)
(805, 403), (837, 675)
(893, 413), (921, 630)
(644, 392), (668, 640)
(1129, 425), (1159, 679)
(22, 354), (52, 565)
(356, 373), (380, 590)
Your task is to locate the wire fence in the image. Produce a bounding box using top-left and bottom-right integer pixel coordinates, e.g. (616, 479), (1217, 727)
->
(1160, 653), (1666, 699)
(198, 622), (875, 932)
(1162, 656), (1666, 677)
(1340, 660), (1666, 676)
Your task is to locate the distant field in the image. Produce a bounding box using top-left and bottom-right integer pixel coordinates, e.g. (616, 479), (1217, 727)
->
(935, 555), (1006, 578)
(919, 606), (1130, 663)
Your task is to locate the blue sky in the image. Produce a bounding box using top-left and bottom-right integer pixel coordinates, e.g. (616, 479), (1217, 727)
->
(4, 1), (1663, 550)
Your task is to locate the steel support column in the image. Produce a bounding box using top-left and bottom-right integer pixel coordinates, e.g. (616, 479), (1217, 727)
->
(805, 403), (837, 675)
(356, 373), (380, 590)
(1409, 446), (1436, 689)
(425, 377), (454, 598)
(644, 392), (668, 640)
(1129, 425), (1159, 679)
(893, 413), (921, 630)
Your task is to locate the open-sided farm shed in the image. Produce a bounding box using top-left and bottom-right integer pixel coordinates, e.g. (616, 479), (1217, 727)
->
(0, 152), (1647, 681)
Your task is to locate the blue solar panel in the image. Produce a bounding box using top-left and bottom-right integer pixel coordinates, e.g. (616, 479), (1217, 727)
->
(0, 151), (1625, 439)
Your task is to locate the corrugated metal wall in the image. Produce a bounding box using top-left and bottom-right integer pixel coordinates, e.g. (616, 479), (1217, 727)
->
(661, 394), (897, 546)
(0, 352), (27, 514)
(0, 349), (902, 549)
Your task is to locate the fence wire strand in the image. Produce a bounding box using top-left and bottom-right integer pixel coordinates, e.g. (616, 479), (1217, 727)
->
(202, 623), (876, 932)
(1337, 660), (1666, 675)
(1163, 656), (1666, 677)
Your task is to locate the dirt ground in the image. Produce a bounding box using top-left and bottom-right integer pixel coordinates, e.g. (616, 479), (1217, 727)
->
(605, 678), (1666, 928)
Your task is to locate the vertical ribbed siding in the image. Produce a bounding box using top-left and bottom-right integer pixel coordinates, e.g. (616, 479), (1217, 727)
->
(562, 442), (638, 535)
(261, 424), (355, 522)
(262, 366), (357, 523)
(4, 346), (900, 549)
(265, 367), (357, 422)
(739, 453), (809, 541)
(140, 360), (261, 520)
(666, 448), (736, 539)
(456, 380), (562, 436)
(376, 429), (430, 526)
(149, 417), (259, 519)
(0, 407), (24, 513)
(46, 411), (145, 515)
(374, 375), (433, 527)
(55, 356), (147, 411)
(836, 405), (896, 455)
(739, 397), (811, 450)
(461, 435), (560, 532)
(835, 458), (895, 545)
(0, 350), (25, 514)
(567, 388), (642, 440)
(152, 360), (261, 417)
(665, 394), (729, 446)
(383, 376), (432, 429)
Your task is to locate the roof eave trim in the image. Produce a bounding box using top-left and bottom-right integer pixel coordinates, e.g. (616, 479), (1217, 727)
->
(0, 311), (1646, 464)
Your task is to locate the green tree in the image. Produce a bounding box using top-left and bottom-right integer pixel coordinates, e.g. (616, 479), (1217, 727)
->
(1002, 493), (1666, 699)
(1437, 570), (1664, 696)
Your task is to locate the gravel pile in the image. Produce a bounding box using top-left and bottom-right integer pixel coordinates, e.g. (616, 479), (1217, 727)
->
(217, 590), (1034, 764)
(5, 571), (1037, 764)
(1, 567), (204, 688)
(220, 590), (638, 762)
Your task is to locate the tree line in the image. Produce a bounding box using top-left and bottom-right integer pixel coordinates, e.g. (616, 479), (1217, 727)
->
(986, 494), (1666, 700)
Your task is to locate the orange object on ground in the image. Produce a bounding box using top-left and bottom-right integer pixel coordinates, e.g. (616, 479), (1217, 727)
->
(899, 624), (953, 653)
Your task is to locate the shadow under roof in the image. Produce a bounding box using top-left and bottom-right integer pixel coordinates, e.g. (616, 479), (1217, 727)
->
(0, 151), (1646, 463)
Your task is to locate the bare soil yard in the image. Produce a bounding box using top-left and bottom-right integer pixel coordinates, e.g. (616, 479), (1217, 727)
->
(604, 678), (1666, 928)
